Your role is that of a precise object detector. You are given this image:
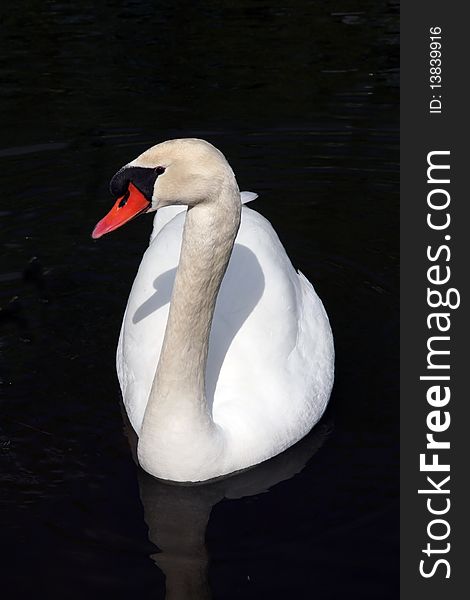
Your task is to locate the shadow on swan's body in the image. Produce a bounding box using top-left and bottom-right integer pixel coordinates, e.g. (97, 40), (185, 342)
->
(131, 243), (265, 412)
(92, 138), (335, 483)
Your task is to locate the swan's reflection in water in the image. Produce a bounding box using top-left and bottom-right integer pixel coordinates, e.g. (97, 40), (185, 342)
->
(126, 418), (331, 600)
(139, 474), (216, 599)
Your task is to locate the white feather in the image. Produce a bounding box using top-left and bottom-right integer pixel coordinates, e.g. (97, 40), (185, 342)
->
(112, 138), (334, 482)
(119, 206), (334, 480)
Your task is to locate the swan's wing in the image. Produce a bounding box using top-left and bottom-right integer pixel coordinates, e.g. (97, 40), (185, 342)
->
(150, 205), (187, 243)
(208, 207), (334, 464)
(118, 212), (186, 432)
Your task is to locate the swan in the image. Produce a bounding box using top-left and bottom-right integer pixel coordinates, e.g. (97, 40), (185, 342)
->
(92, 138), (334, 483)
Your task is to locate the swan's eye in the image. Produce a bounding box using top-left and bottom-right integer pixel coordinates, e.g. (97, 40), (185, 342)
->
(155, 166), (166, 175)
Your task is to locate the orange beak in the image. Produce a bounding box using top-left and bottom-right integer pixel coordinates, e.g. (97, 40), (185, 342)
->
(92, 182), (151, 239)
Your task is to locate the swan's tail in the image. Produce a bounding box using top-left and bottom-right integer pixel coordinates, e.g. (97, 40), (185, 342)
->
(240, 191), (258, 204)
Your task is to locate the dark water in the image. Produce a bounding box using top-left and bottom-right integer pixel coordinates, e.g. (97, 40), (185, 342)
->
(0, 1), (399, 598)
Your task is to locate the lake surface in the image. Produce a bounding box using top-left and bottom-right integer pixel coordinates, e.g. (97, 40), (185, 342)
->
(1, 1), (399, 598)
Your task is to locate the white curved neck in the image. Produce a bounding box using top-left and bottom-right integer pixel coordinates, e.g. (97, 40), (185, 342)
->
(137, 180), (241, 479)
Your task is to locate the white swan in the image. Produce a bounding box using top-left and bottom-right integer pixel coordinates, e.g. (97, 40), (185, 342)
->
(92, 138), (334, 482)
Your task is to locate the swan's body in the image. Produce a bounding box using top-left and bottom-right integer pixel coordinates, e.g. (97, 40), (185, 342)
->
(93, 139), (334, 482)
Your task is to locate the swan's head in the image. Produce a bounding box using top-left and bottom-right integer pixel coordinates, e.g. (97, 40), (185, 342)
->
(92, 138), (236, 239)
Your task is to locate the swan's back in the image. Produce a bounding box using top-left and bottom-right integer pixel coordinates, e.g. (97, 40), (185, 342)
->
(117, 205), (334, 465)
